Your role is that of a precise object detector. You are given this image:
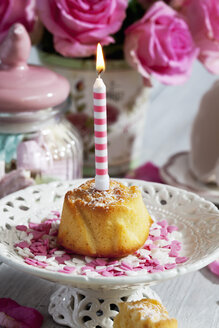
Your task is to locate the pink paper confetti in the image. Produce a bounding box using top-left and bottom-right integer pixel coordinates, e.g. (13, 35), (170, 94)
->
(95, 259), (107, 266)
(121, 261), (133, 270)
(29, 222), (39, 230)
(16, 225), (27, 232)
(63, 266), (76, 273)
(55, 254), (71, 264)
(164, 263), (177, 270)
(175, 256), (188, 264)
(15, 241), (29, 249)
(167, 225), (178, 233)
(24, 258), (47, 268)
(169, 249), (179, 257)
(101, 271), (113, 277)
(13, 211), (188, 277)
(157, 220), (168, 228)
(30, 231), (46, 240)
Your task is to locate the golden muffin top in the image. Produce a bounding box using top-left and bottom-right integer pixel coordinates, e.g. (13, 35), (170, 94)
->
(66, 179), (140, 208)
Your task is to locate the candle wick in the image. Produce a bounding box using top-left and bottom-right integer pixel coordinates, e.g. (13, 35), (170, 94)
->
(97, 68), (103, 77)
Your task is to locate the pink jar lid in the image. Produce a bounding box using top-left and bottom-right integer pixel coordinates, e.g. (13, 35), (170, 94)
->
(0, 24), (70, 113)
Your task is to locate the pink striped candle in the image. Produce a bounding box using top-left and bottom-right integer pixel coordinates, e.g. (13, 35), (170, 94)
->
(93, 44), (109, 190)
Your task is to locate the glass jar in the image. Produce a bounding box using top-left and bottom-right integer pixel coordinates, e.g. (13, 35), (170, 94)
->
(0, 101), (83, 196)
(0, 23), (83, 197)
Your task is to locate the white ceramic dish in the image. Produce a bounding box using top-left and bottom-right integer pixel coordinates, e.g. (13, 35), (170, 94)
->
(0, 179), (219, 289)
(161, 152), (219, 204)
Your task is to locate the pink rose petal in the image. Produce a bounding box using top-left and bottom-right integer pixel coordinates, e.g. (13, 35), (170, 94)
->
(0, 311), (26, 328)
(0, 169), (35, 198)
(126, 162), (164, 183)
(0, 298), (43, 328)
(208, 260), (219, 276)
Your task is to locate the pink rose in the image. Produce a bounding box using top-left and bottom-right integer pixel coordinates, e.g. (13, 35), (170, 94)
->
(0, 0), (36, 43)
(124, 1), (198, 85)
(36, 0), (128, 58)
(181, 0), (219, 74)
(126, 162), (164, 184)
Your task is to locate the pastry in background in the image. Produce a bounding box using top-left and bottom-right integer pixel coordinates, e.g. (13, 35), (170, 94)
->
(113, 299), (177, 328)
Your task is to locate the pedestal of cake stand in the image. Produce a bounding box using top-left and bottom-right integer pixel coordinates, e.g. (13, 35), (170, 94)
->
(49, 285), (161, 328)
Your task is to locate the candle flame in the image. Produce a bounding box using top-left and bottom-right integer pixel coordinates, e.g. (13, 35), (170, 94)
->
(96, 43), (105, 75)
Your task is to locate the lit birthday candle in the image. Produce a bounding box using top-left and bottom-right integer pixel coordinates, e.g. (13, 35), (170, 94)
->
(93, 43), (110, 190)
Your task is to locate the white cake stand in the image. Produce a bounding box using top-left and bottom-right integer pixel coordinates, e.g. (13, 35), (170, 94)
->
(0, 179), (219, 328)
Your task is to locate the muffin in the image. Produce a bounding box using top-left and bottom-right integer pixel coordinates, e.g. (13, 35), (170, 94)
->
(58, 179), (152, 257)
(113, 299), (178, 328)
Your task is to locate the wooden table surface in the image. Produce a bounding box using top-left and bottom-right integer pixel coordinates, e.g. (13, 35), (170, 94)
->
(0, 49), (219, 328)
